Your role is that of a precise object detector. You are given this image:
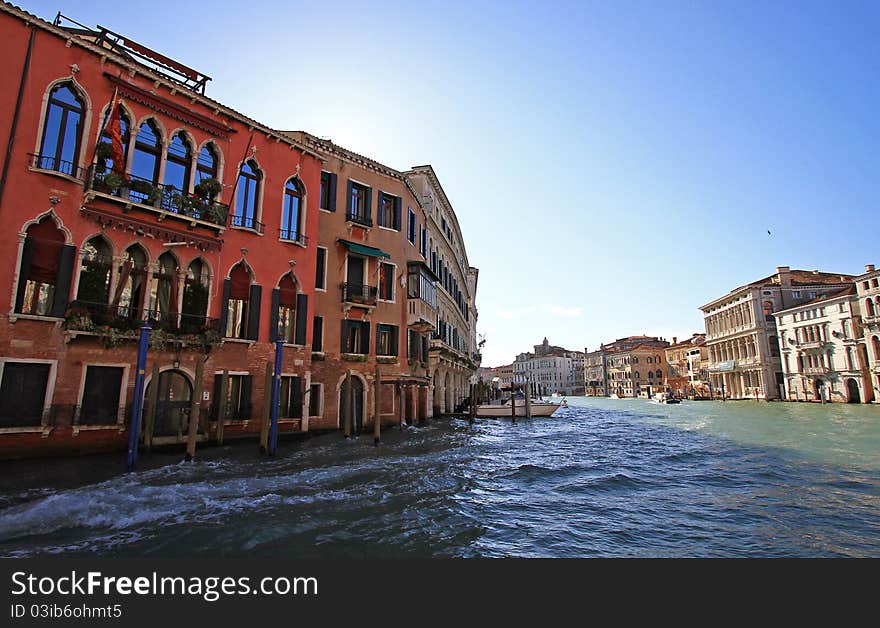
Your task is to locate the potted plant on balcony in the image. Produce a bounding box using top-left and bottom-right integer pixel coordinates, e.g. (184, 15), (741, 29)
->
(194, 178), (222, 201)
(94, 142), (113, 174)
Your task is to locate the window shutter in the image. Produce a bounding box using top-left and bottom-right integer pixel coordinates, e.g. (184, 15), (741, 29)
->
(241, 375), (253, 419)
(295, 294), (308, 346)
(269, 288), (280, 342)
(210, 374), (222, 420)
(312, 316), (323, 351)
(361, 321), (370, 355)
(393, 197), (401, 231)
(14, 238), (34, 313)
(364, 187), (372, 221)
(391, 325), (399, 356)
(346, 180), (353, 214)
(292, 376), (303, 419)
(341, 319), (349, 353)
(328, 173), (337, 211)
(51, 244), (77, 317)
(247, 284), (262, 341)
(219, 279), (231, 335)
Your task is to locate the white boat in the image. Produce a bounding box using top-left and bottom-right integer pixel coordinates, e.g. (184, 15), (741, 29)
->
(476, 399), (560, 417)
(653, 392), (681, 404)
(609, 393), (623, 399)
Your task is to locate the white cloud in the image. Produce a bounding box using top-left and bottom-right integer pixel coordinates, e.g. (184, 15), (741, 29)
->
(494, 304), (583, 320)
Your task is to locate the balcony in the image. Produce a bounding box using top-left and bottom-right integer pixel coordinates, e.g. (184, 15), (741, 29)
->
(407, 298), (436, 332)
(85, 168), (228, 230)
(862, 314), (880, 328)
(345, 210), (373, 228)
(228, 212), (265, 234)
(341, 282), (377, 306)
(797, 340), (828, 351)
(802, 366), (829, 376)
(279, 228), (308, 246)
(29, 153), (84, 180)
(65, 300), (221, 348)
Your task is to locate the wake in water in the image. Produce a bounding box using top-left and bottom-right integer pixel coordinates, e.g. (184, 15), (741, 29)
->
(1, 399), (878, 557)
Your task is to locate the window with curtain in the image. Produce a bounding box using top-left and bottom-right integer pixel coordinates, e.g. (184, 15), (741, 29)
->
(225, 264), (251, 338)
(277, 274), (297, 342)
(153, 252), (179, 326)
(114, 245), (148, 319)
(19, 218), (65, 315)
(38, 83), (84, 175)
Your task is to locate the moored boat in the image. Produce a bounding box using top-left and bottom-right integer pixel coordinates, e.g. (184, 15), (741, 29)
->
(476, 399), (560, 417)
(653, 392), (681, 404)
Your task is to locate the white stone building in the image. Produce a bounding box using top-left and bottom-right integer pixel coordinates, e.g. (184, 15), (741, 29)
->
(774, 285), (873, 403)
(855, 264), (880, 401)
(700, 267), (854, 399)
(513, 338), (584, 396)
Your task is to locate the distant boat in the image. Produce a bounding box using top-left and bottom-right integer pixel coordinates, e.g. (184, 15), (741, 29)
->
(609, 393), (623, 399)
(653, 392), (681, 404)
(476, 399), (560, 417)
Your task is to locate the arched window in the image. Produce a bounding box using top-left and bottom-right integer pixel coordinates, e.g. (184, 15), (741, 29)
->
(164, 133), (192, 194)
(842, 319), (851, 339)
(113, 245), (148, 319)
(847, 347), (857, 371)
(38, 83), (84, 175)
(281, 179), (303, 242)
(224, 263), (252, 339)
(76, 236), (112, 305)
(763, 301), (774, 321)
(276, 274), (298, 342)
(867, 299), (877, 317)
(873, 336), (880, 361)
(182, 259), (210, 332)
(648, 371), (653, 379)
(131, 120), (162, 185)
(233, 159), (261, 230)
(656, 369), (663, 379)
(153, 252), (179, 326)
(16, 217), (66, 315)
(98, 105), (129, 174)
(195, 144), (218, 185)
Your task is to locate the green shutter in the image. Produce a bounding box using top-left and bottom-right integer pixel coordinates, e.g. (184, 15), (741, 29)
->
(294, 294), (308, 346)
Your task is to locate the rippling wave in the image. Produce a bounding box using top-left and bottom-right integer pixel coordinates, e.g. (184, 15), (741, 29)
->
(1, 398), (878, 557)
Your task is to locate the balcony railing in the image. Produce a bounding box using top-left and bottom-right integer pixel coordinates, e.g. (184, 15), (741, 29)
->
(345, 210), (373, 227)
(66, 300), (220, 335)
(341, 282), (378, 306)
(802, 366), (829, 375)
(86, 168), (229, 227)
(29, 153), (84, 179)
(279, 228), (308, 245)
(229, 212), (265, 233)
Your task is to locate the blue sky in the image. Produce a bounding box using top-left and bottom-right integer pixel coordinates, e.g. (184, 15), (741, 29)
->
(28, 0), (880, 365)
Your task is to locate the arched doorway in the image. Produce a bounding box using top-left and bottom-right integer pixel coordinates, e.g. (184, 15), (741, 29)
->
(339, 376), (365, 430)
(846, 379), (861, 404)
(444, 371), (452, 414)
(145, 369), (193, 438)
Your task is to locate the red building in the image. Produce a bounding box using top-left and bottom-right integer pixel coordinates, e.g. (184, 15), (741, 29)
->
(0, 5), (323, 458)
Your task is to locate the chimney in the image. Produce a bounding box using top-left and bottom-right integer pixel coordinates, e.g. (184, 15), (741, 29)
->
(776, 266), (791, 288)
(672, 336), (677, 344)
(867, 264), (876, 273)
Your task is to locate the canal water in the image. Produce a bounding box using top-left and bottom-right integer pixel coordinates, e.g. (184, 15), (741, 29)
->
(1, 397), (878, 557)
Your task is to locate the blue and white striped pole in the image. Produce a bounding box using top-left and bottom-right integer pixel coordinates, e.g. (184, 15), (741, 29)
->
(126, 323), (151, 470)
(268, 337), (283, 456)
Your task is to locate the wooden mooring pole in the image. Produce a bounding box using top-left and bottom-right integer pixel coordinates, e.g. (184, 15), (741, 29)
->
(510, 386), (517, 424)
(259, 361), (272, 453)
(373, 366), (381, 446)
(525, 381), (532, 419)
(185, 359), (204, 461)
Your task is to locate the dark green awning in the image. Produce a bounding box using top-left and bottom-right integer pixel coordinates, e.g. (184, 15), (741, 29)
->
(338, 239), (391, 259)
